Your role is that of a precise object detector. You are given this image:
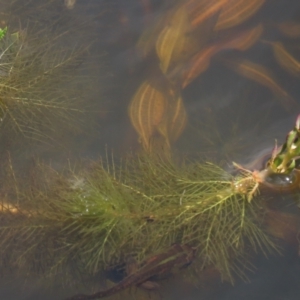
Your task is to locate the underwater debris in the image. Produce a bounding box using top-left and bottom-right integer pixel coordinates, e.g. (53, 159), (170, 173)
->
(65, 244), (196, 300)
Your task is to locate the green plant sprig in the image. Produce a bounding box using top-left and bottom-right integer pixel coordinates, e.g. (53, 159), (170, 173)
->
(0, 154), (277, 284)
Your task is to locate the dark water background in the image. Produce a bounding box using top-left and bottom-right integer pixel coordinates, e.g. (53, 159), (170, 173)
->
(0, 0), (300, 299)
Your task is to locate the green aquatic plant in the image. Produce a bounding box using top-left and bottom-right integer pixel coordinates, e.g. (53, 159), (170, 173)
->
(0, 154), (277, 286)
(0, 1), (106, 157)
(267, 114), (300, 174)
(0, 27), (7, 40)
(228, 114), (300, 201)
(0, 26), (87, 144)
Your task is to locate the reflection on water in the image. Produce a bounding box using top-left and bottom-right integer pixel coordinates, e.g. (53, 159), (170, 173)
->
(0, 0), (300, 299)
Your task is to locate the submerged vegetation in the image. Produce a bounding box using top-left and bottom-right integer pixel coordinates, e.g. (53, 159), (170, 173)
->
(0, 27), (84, 139)
(0, 153), (277, 286)
(0, 0), (106, 158)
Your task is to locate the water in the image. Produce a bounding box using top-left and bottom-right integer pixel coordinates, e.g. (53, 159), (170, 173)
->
(1, 0), (300, 299)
